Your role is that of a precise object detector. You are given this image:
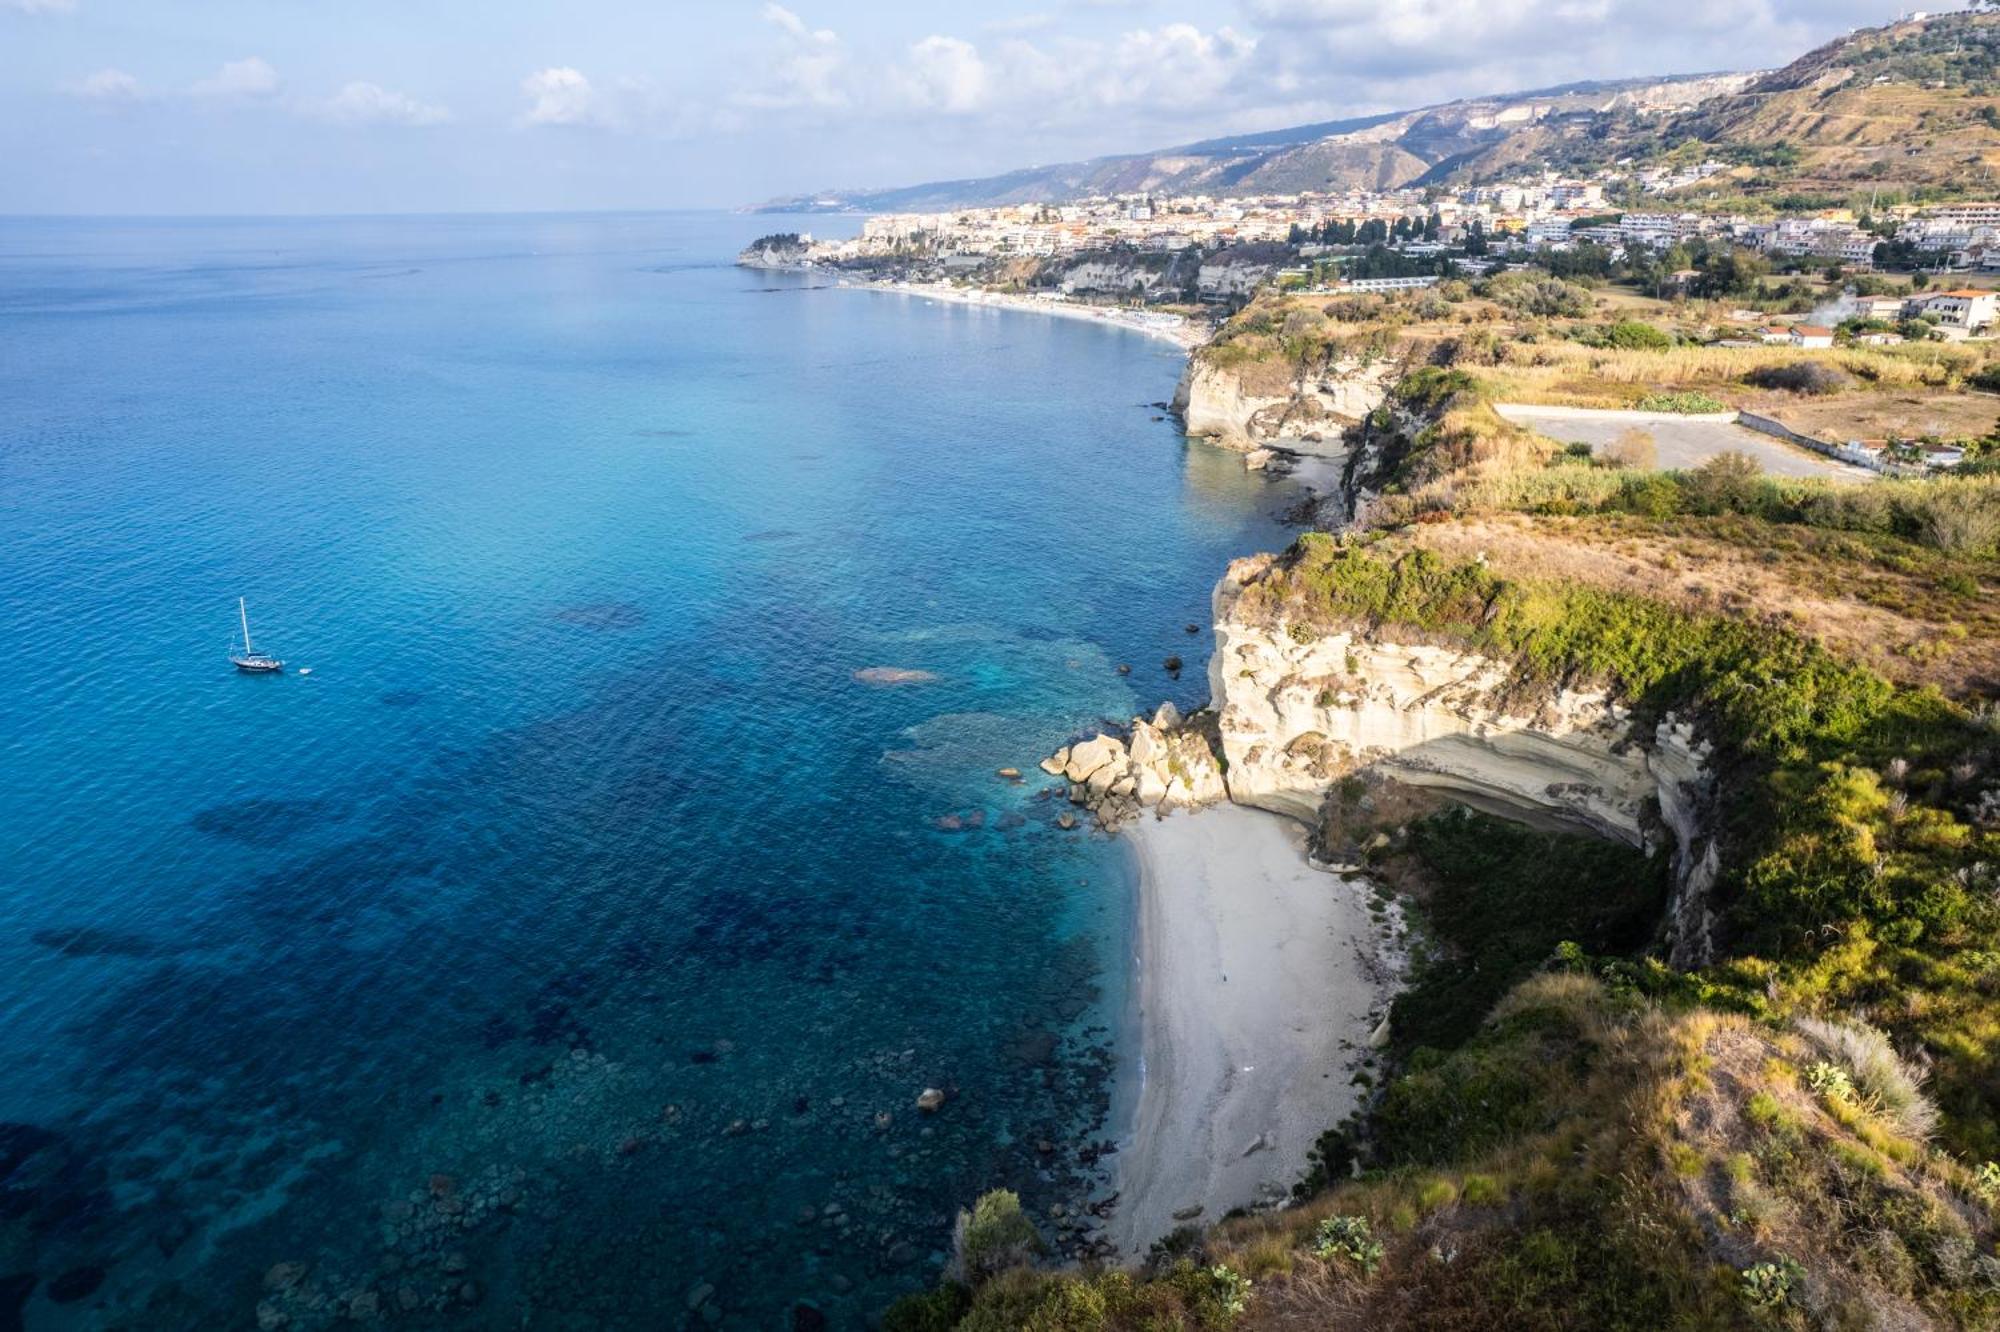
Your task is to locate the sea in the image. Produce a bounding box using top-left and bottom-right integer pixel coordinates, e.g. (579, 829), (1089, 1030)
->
(0, 212), (1309, 1330)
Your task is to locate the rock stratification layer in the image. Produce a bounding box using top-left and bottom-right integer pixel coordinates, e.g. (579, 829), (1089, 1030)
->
(1173, 354), (1402, 454)
(1205, 554), (1721, 965)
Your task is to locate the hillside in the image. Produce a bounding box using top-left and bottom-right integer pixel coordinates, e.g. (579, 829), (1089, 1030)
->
(881, 279), (2000, 1332)
(759, 11), (2000, 215)
(1448, 10), (2000, 203)
(751, 75), (1751, 212)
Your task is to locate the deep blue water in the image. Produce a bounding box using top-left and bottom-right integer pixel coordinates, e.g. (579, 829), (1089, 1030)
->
(0, 212), (1306, 1330)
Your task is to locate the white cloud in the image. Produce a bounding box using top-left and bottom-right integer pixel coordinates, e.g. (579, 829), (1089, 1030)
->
(192, 56), (280, 100)
(727, 8), (1259, 130)
(708, 0), (1907, 175)
(736, 3), (849, 110)
(896, 36), (991, 114)
(316, 81), (450, 127)
(520, 66), (616, 128)
(1237, 0), (1892, 95)
(1094, 23), (1254, 110)
(65, 67), (141, 100)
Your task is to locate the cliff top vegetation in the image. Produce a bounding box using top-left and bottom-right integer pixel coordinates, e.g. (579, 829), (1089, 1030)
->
(891, 265), (2000, 1332)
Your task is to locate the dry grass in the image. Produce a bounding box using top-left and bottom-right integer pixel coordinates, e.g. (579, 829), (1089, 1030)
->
(1478, 339), (1997, 412)
(1393, 513), (2000, 696)
(1195, 985), (1995, 1331)
(1751, 391), (2000, 443)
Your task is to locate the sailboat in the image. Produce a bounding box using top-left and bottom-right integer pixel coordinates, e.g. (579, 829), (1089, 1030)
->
(229, 598), (284, 673)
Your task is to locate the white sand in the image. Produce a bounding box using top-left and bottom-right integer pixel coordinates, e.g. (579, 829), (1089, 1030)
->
(1110, 804), (1396, 1256)
(846, 278), (1209, 350)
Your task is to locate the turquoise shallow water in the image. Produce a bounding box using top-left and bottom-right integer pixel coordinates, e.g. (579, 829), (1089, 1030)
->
(0, 212), (1306, 1329)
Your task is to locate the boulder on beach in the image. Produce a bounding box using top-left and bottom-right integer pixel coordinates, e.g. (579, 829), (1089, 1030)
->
(1063, 735), (1126, 784)
(853, 667), (938, 686)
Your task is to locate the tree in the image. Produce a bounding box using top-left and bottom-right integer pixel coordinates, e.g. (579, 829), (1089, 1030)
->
(1684, 452), (1765, 515)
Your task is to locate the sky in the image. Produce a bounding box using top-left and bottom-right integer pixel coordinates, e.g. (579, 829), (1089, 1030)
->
(0, 0), (1943, 215)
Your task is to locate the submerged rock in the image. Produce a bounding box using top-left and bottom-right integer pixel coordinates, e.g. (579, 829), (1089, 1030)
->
(46, 1267), (105, 1305)
(853, 667), (938, 686)
(916, 1088), (945, 1113)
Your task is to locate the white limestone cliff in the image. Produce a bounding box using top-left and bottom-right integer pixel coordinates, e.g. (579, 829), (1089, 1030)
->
(1173, 353), (1402, 454)
(1202, 555), (1722, 965)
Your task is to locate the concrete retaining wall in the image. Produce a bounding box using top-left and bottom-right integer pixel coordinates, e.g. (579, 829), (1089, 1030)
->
(1493, 403), (1739, 426)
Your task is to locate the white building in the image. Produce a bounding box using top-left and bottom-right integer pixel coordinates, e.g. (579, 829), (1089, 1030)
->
(1913, 288), (2000, 331)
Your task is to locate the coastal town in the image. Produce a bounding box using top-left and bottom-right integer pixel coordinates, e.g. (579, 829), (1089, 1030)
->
(747, 178), (2000, 476)
(784, 185), (2000, 295)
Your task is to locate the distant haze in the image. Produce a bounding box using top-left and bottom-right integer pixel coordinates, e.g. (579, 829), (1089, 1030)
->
(0, 0), (1940, 215)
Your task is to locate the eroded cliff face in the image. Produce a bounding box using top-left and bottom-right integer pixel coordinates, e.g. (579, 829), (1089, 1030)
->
(1206, 555), (1723, 965)
(1173, 353), (1402, 456)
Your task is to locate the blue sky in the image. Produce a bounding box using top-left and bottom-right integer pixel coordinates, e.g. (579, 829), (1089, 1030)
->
(0, 0), (1925, 214)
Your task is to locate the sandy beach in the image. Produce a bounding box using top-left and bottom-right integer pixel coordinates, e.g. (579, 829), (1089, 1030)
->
(1110, 804), (1397, 1256)
(846, 278), (1209, 351)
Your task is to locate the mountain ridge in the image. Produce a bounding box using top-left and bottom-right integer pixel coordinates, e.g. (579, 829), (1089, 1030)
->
(751, 71), (1754, 213)
(757, 10), (2000, 214)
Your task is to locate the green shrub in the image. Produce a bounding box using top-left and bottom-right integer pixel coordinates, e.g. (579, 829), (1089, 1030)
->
(1617, 471), (1684, 519)
(1681, 452), (1765, 515)
(1161, 1261), (1252, 1326)
(1389, 807), (1665, 1051)
(1312, 1215), (1386, 1273)
(1636, 390), (1728, 413)
(951, 1189), (1044, 1285)
(1739, 1256), (1805, 1309)
(1603, 320), (1673, 350)
(1806, 1059), (1856, 1102)
(1796, 1015), (1939, 1140)
(882, 1283), (972, 1332)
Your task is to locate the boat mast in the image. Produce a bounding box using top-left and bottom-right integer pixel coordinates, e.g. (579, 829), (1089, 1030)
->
(239, 598), (253, 653)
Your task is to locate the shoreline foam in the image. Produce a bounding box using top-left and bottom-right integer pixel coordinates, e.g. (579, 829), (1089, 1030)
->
(843, 277), (1209, 351)
(1109, 804), (1397, 1257)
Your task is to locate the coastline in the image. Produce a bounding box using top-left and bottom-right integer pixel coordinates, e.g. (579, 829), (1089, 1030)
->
(1109, 805), (1399, 1257)
(788, 253), (1381, 1258)
(839, 275), (1209, 351)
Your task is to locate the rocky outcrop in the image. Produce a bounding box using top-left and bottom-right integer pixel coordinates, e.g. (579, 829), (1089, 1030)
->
(737, 233), (813, 269)
(1205, 555), (1722, 965)
(1173, 358), (1293, 450)
(1041, 703), (1229, 829)
(1174, 353), (1402, 458)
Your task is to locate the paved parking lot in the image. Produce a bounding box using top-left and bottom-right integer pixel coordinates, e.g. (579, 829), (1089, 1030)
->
(1498, 407), (1875, 481)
